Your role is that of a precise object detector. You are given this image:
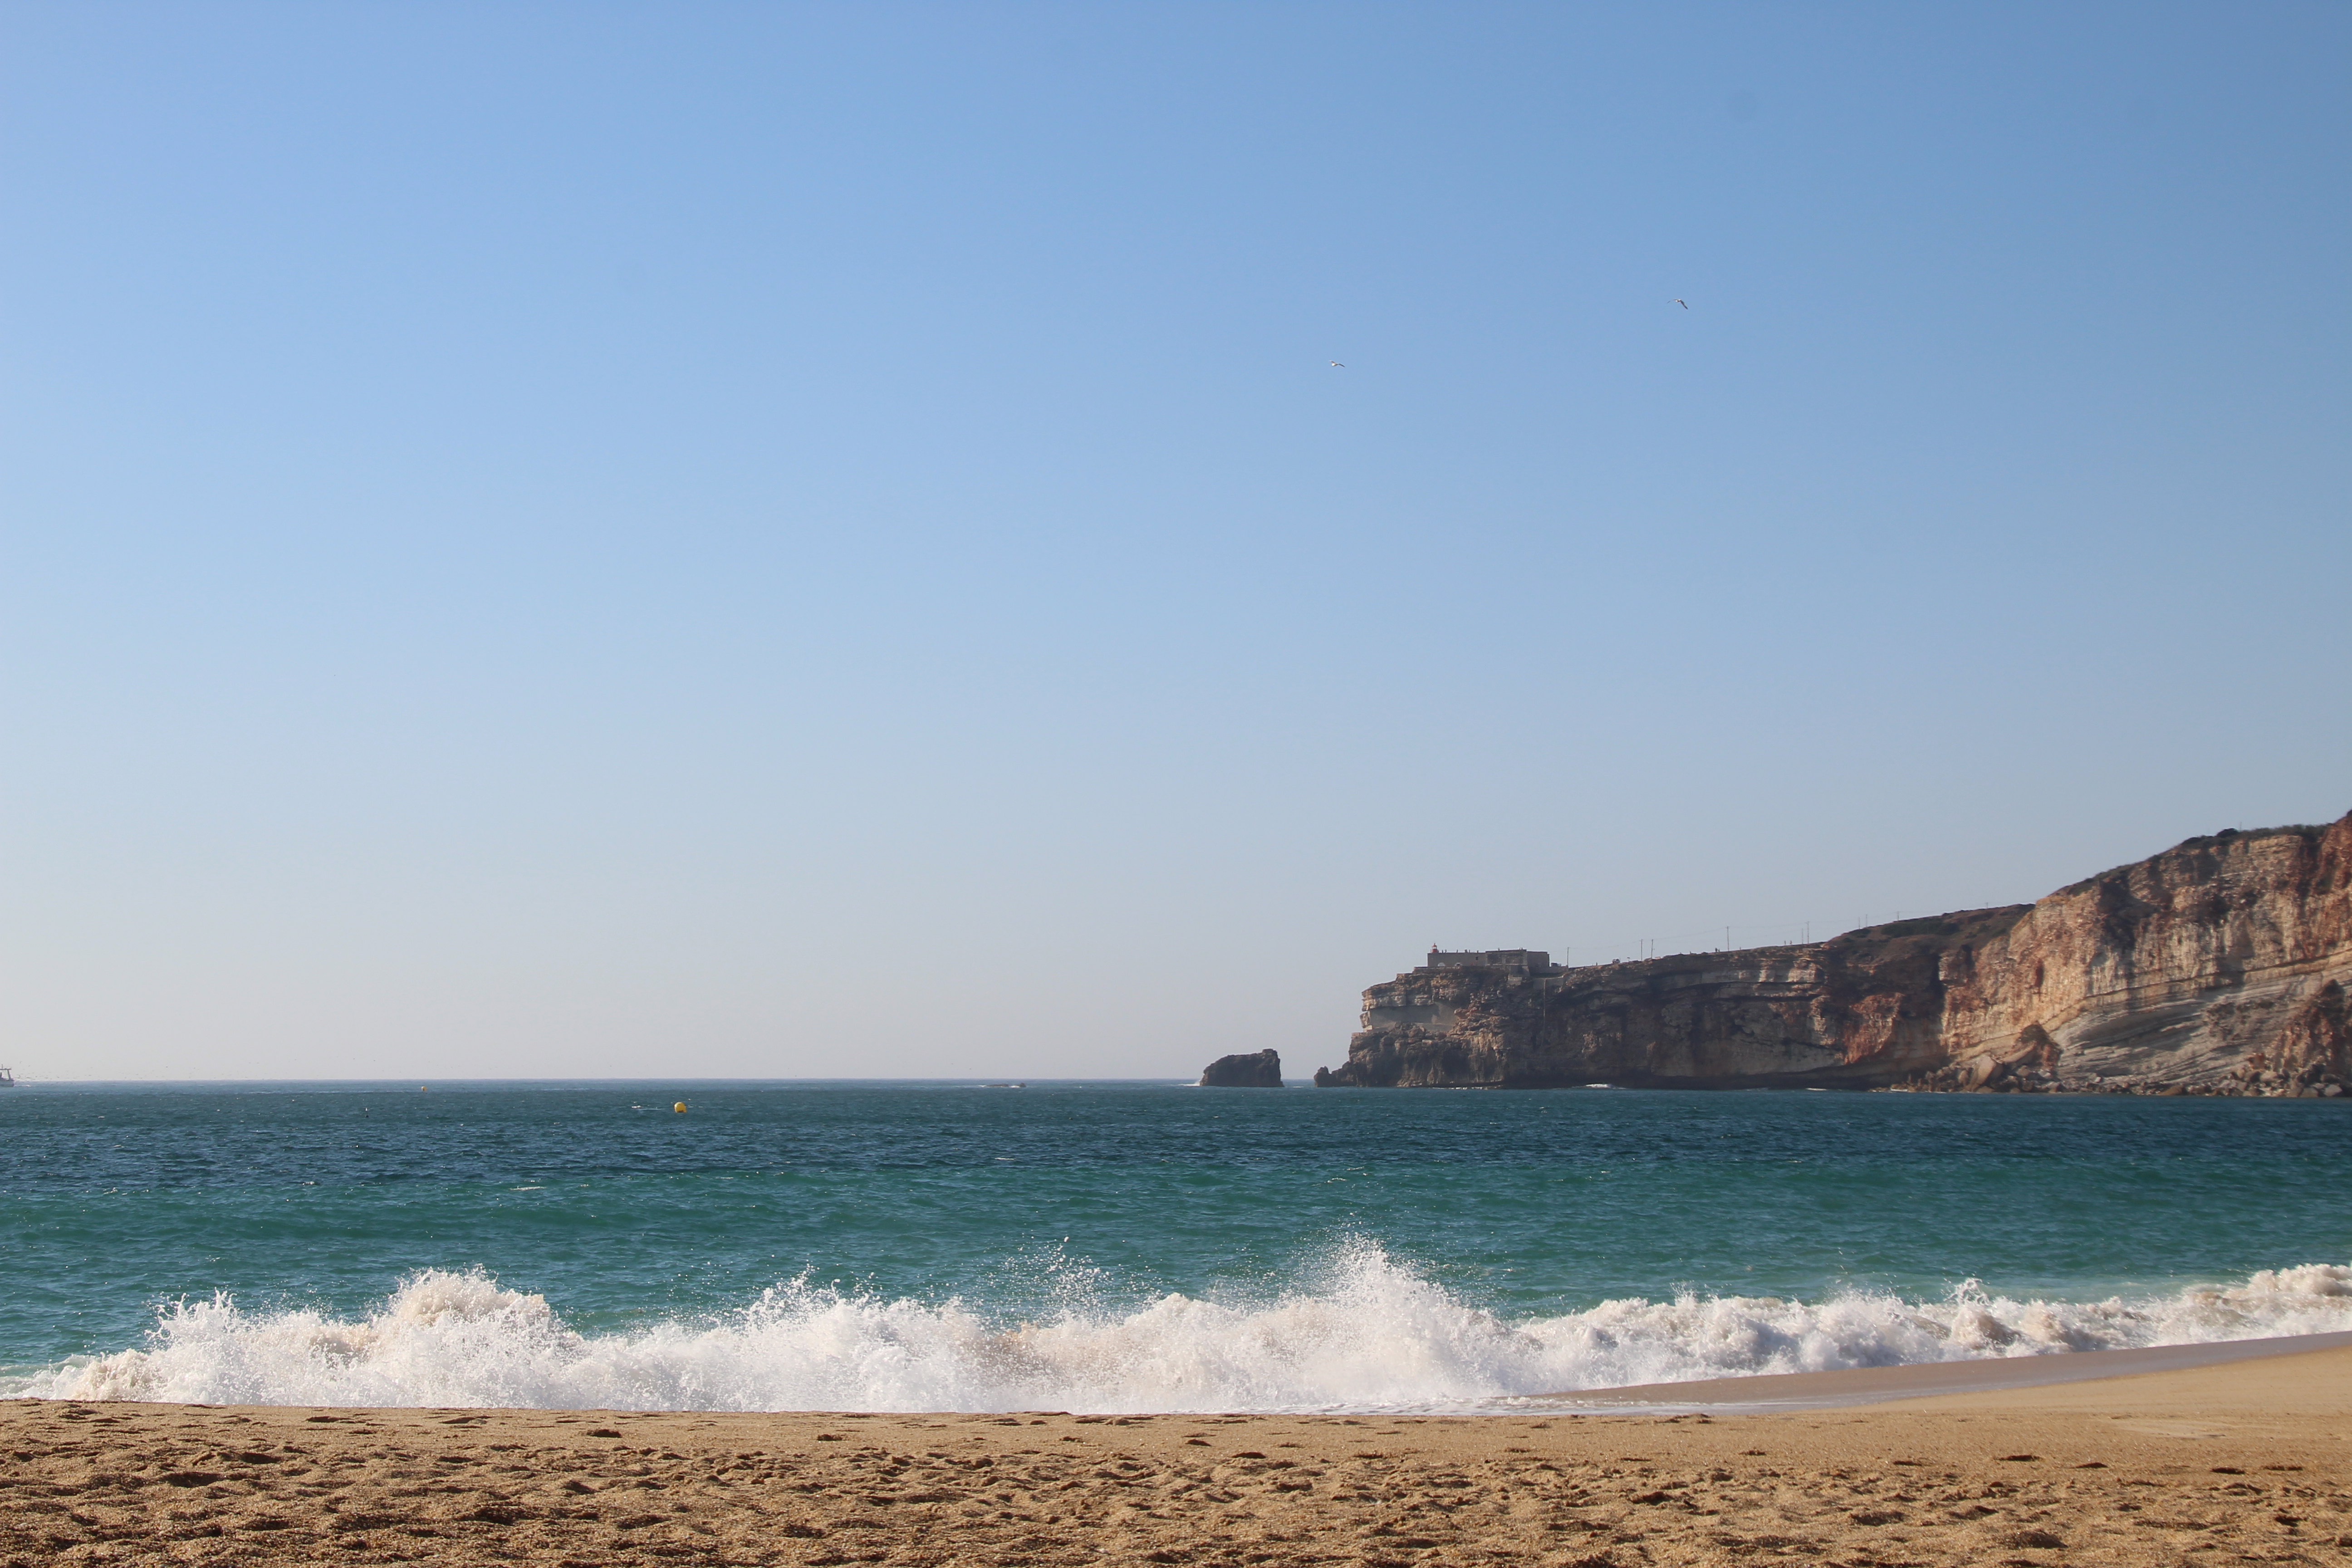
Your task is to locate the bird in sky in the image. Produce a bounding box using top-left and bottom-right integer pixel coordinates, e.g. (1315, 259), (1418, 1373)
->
(1329, 360), (1345, 368)
(1673, 299), (1687, 309)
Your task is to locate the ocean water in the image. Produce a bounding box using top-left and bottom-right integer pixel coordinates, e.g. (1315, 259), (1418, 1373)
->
(4, 1080), (2350, 1414)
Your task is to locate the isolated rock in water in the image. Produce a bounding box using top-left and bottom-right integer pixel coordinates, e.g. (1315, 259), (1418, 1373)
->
(1199, 1049), (1284, 1088)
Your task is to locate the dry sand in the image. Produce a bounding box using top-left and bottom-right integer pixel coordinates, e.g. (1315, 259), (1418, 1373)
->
(7, 1341), (2351, 1567)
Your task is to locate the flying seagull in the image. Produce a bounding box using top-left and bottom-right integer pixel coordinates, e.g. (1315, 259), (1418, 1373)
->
(1673, 299), (1687, 309)
(1329, 360), (1345, 368)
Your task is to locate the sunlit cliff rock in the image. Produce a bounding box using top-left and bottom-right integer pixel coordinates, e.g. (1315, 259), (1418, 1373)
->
(1313, 813), (2352, 1096)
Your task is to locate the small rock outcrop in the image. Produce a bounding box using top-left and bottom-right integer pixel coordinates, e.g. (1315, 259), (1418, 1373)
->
(1315, 812), (2352, 1096)
(1199, 1049), (1284, 1088)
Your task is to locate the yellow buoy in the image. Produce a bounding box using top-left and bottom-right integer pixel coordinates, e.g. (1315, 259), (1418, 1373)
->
(673, 1102), (687, 1113)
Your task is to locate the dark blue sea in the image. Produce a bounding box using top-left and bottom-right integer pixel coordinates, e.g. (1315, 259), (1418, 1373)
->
(4, 1081), (2348, 1412)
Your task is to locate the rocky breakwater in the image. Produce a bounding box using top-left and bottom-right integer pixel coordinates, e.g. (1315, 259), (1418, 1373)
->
(1313, 813), (2352, 1095)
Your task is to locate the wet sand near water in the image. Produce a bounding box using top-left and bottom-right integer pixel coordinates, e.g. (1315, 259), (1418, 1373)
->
(1547, 1329), (2352, 1413)
(6, 1343), (2351, 1567)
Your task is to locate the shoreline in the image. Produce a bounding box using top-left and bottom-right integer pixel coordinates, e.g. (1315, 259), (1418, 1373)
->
(1537, 1328), (2352, 1413)
(10, 1345), (2351, 1565)
(23, 1329), (2350, 1422)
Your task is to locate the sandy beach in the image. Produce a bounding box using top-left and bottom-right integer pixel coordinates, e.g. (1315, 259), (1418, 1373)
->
(7, 1338), (2350, 1567)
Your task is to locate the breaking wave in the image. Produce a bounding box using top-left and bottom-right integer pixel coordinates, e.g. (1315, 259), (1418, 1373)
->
(17, 1242), (2352, 1414)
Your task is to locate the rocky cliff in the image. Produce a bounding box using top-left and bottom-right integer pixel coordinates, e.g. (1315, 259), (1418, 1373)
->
(1200, 1049), (1285, 1088)
(1314, 813), (2352, 1096)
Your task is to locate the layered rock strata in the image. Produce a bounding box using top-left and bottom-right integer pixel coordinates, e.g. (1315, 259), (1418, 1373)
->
(1314, 813), (2352, 1095)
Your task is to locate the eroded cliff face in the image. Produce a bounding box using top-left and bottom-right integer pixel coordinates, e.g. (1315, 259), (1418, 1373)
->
(1313, 813), (2352, 1095)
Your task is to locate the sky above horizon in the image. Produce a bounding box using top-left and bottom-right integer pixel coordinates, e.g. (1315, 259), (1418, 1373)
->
(4, 3), (2347, 1082)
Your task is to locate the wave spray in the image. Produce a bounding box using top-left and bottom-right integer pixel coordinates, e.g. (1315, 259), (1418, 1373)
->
(21, 1241), (2352, 1413)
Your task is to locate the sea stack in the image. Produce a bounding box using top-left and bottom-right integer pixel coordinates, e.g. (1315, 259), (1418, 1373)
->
(1199, 1049), (1284, 1088)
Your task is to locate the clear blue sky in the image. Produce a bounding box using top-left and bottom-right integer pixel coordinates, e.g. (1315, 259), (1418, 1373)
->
(5, 3), (2346, 1081)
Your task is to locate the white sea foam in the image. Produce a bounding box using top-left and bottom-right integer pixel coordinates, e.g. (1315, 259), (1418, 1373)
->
(17, 1243), (2352, 1413)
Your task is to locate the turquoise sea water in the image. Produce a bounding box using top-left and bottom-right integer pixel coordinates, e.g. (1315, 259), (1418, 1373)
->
(4, 1081), (2350, 1412)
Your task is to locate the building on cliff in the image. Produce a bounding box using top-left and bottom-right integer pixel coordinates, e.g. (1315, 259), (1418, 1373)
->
(1314, 814), (2352, 1096)
(1423, 948), (1553, 975)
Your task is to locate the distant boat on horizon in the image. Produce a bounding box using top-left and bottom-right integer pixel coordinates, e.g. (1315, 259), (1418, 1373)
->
(0, 1067), (15, 1088)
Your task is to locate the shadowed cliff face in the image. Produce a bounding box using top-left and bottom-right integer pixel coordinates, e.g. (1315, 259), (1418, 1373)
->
(1314, 813), (2352, 1095)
